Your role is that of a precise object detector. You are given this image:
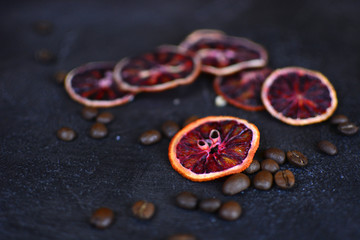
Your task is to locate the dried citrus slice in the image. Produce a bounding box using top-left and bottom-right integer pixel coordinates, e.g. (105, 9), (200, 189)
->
(113, 45), (201, 93)
(214, 68), (272, 111)
(169, 116), (260, 182)
(179, 29), (268, 76)
(65, 62), (134, 108)
(261, 67), (338, 126)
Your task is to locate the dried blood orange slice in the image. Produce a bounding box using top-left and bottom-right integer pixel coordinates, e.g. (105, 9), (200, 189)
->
(113, 45), (201, 93)
(169, 116), (260, 182)
(179, 29), (268, 76)
(65, 62), (134, 108)
(261, 67), (338, 126)
(214, 68), (272, 111)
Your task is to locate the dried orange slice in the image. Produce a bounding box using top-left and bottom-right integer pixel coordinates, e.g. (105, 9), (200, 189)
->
(168, 116), (260, 182)
(179, 29), (268, 76)
(261, 67), (338, 126)
(214, 68), (272, 111)
(65, 62), (134, 108)
(113, 45), (201, 93)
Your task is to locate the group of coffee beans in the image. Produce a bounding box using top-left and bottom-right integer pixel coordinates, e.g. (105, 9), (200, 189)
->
(139, 115), (199, 145)
(32, 21), (114, 142)
(223, 148), (303, 194)
(32, 20), (71, 85)
(90, 200), (156, 228)
(90, 202), (198, 240)
(32, 20), (58, 64)
(330, 114), (359, 136)
(176, 191), (242, 221)
(316, 114), (358, 156)
(56, 106), (114, 141)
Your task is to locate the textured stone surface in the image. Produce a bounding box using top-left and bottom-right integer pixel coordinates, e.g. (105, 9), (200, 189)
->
(1, 1), (360, 239)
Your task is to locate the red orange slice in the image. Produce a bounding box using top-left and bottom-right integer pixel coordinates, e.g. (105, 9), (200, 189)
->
(169, 116), (260, 182)
(261, 67), (338, 125)
(113, 45), (201, 93)
(179, 29), (268, 76)
(65, 62), (134, 108)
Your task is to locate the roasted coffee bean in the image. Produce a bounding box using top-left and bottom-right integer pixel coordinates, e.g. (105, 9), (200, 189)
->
(81, 107), (98, 120)
(337, 122), (359, 135)
(318, 140), (338, 155)
(96, 112), (114, 124)
(274, 170), (295, 189)
(261, 159), (279, 173)
(287, 150), (308, 167)
(222, 173), (250, 195)
(161, 120), (180, 138)
(218, 201), (242, 221)
(90, 207), (114, 229)
(131, 200), (155, 220)
(139, 130), (162, 145)
(245, 159), (260, 174)
(330, 114), (349, 124)
(167, 233), (197, 240)
(34, 48), (56, 64)
(175, 192), (198, 210)
(199, 198), (221, 213)
(183, 115), (199, 127)
(264, 148), (286, 164)
(53, 70), (67, 84)
(33, 20), (53, 35)
(56, 127), (76, 141)
(253, 170), (273, 190)
(90, 123), (108, 139)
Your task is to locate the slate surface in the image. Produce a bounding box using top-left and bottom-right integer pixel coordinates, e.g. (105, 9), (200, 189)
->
(1, 1), (360, 239)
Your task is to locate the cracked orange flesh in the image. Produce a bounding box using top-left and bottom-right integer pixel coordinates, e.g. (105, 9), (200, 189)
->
(169, 116), (260, 182)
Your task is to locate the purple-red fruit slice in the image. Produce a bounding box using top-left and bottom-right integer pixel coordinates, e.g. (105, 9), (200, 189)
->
(214, 68), (272, 111)
(113, 45), (201, 93)
(261, 67), (338, 126)
(169, 116), (260, 182)
(179, 29), (268, 76)
(65, 62), (135, 108)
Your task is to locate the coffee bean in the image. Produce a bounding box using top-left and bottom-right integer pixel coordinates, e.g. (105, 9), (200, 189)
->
(264, 148), (286, 164)
(56, 127), (76, 141)
(261, 159), (279, 173)
(218, 201), (242, 221)
(199, 198), (221, 213)
(81, 107), (98, 120)
(337, 122), (359, 135)
(161, 120), (180, 138)
(330, 114), (349, 124)
(90, 123), (108, 139)
(90, 207), (114, 229)
(53, 70), (67, 84)
(34, 48), (56, 64)
(96, 112), (114, 124)
(274, 170), (295, 189)
(131, 200), (155, 220)
(245, 159), (260, 174)
(139, 130), (162, 145)
(287, 150), (308, 167)
(222, 173), (250, 195)
(318, 140), (338, 155)
(175, 192), (198, 210)
(253, 170), (273, 190)
(183, 115), (199, 127)
(33, 20), (53, 35)
(167, 234), (197, 240)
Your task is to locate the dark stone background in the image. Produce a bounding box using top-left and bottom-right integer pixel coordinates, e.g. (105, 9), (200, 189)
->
(1, 0), (360, 239)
